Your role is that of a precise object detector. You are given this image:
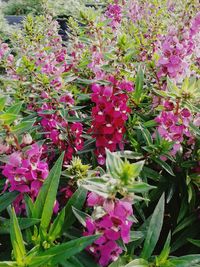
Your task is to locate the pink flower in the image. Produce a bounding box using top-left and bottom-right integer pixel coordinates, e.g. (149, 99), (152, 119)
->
(2, 144), (49, 214)
(190, 12), (200, 37)
(157, 25), (194, 82)
(0, 43), (10, 60)
(87, 192), (105, 207)
(38, 103), (83, 164)
(84, 192), (133, 266)
(90, 78), (131, 165)
(105, 4), (122, 29)
(155, 103), (194, 156)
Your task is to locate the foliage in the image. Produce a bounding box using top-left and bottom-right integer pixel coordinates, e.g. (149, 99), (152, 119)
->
(0, 0), (200, 266)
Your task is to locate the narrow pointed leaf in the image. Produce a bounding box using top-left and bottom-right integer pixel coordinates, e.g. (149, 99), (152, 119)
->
(141, 194), (165, 259)
(0, 217), (40, 234)
(157, 232), (171, 264)
(11, 119), (36, 135)
(10, 208), (26, 265)
(0, 191), (19, 212)
(153, 158), (175, 176)
(49, 208), (65, 242)
(106, 149), (123, 178)
(188, 239), (200, 248)
(63, 187), (87, 231)
(125, 259), (149, 267)
(169, 254), (200, 266)
(38, 235), (99, 265)
(32, 152), (64, 230)
(0, 262), (17, 266)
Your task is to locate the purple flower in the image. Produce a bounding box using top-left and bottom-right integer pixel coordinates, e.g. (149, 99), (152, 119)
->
(84, 193), (133, 266)
(2, 144), (49, 214)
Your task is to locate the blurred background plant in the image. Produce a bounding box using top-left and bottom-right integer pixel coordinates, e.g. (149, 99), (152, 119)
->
(1, 0), (107, 16)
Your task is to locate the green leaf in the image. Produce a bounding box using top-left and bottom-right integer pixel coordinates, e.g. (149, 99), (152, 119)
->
(27, 256), (53, 267)
(134, 67), (144, 105)
(11, 119), (36, 135)
(38, 235), (99, 265)
(48, 208), (65, 242)
(141, 194), (165, 260)
(7, 102), (22, 115)
(127, 160), (145, 180)
(10, 208), (26, 265)
(77, 251), (100, 267)
(63, 257), (85, 267)
(0, 113), (18, 124)
(0, 262), (17, 266)
(72, 207), (91, 227)
(171, 221), (200, 252)
(141, 167), (161, 181)
(173, 214), (196, 235)
(127, 182), (156, 193)
(153, 158), (175, 176)
(125, 259), (149, 267)
(130, 231), (144, 242)
(157, 232), (171, 265)
(0, 217), (40, 234)
(168, 255), (200, 266)
(0, 97), (6, 111)
(143, 120), (157, 128)
(63, 187), (87, 231)
(109, 257), (127, 266)
(114, 151), (144, 160)
(188, 239), (200, 248)
(106, 149), (123, 178)
(0, 191), (19, 212)
(139, 126), (153, 146)
(177, 198), (188, 224)
(189, 123), (200, 138)
(32, 152), (64, 230)
(24, 194), (34, 217)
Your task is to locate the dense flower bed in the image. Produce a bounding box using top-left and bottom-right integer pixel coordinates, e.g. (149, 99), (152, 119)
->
(0, 1), (200, 266)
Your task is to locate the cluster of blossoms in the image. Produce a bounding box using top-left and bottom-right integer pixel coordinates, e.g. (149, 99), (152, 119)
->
(125, 0), (143, 23)
(2, 16), (85, 165)
(90, 77), (134, 165)
(0, 42), (14, 71)
(34, 33), (68, 91)
(157, 27), (193, 82)
(125, 0), (154, 24)
(155, 101), (194, 156)
(88, 50), (105, 80)
(4, 15), (71, 93)
(38, 101), (83, 164)
(105, 2), (122, 29)
(190, 12), (200, 66)
(157, 11), (200, 82)
(2, 144), (49, 214)
(0, 43), (10, 61)
(84, 192), (133, 266)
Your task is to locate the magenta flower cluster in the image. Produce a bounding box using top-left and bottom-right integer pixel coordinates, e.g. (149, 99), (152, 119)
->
(90, 77), (133, 165)
(105, 3), (122, 29)
(2, 144), (49, 214)
(34, 33), (68, 90)
(157, 27), (193, 82)
(0, 43), (10, 60)
(0, 42), (14, 72)
(84, 192), (133, 266)
(38, 101), (83, 164)
(157, 12), (200, 82)
(155, 101), (193, 155)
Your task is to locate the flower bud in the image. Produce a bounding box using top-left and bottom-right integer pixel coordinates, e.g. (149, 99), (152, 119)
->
(22, 133), (32, 145)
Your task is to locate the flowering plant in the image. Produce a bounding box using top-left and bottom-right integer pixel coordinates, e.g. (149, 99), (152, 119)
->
(0, 0), (200, 266)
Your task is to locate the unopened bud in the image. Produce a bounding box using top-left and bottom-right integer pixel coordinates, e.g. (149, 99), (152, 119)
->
(22, 133), (32, 145)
